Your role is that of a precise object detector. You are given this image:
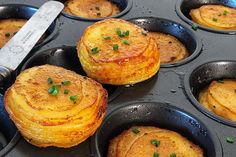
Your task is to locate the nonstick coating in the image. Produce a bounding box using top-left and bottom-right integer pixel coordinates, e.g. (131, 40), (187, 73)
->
(93, 102), (222, 157)
(184, 60), (236, 127)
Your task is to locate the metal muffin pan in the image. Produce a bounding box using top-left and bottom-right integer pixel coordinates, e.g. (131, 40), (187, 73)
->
(0, 0), (236, 156)
(55, 0), (133, 21)
(176, 0), (236, 34)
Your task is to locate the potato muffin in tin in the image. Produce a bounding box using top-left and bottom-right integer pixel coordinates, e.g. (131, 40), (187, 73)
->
(4, 65), (108, 148)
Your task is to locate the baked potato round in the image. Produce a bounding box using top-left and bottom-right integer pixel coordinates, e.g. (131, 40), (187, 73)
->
(199, 79), (236, 121)
(77, 19), (160, 85)
(148, 32), (188, 64)
(108, 126), (204, 157)
(64, 0), (120, 18)
(0, 19), (26, 48)
(4, 65), (108, 148)
(190, 5), (236, 30)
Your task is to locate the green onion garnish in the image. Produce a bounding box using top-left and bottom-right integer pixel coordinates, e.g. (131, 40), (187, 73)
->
(61, 80), (71, 85)
(192, 23), (198, 30)
(212, 18), (217, 22)
(170, 153), (176, 157)
(113, 44), (119, 51)
(124, 30), (129, 36)
(91, 47), (99, 54)
(153, 152), (159, 157)
(217, 79), (224, 83)
(47, 77), (53, 84)
(48, 87), (54, 94)
(132, 128), (140, 134)
(13, 32), (17, 35)
(150, 139), (160, 147)
(70, 95), (78, 103)
(103, 36), (111, 40)
(223, 10), (228, 15)
(123, 40), (130, 45)
(226, 137), (234, 143)
(64, 89), (69, 94)
(52, 89), (58, 96)
(115, 28), (125, 37)
(5, 32), (10, 37)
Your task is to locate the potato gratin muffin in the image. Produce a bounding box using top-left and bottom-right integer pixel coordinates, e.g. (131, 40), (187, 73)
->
(148, 32), (188, 64)
(64, 0), (120, 18)
(190, 5), (236, 30)
(0, 19), (26, 48)
(199, 79), (236, 121)
(77, 19), (160, 85)
(4, 65), (107, 148)
(108, 126), (204, 157)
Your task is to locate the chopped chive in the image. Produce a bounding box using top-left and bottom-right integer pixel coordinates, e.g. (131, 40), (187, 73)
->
(52, 89), (58, 96)
(192, 23), (198, 30)
(48, 87), (54, 94)
(170, 153), (176, 157)
(124, 30), (129, 36)
(212, 18), (217, 22)
(113, 44), (119, 51)
(64, 89), (69, 94)
(153, 152), (159, 157)
(91, 47), (99, 54)
(223, 10), (228, 15)
(115, 28), (125, 37)
(5, 32), (10, 37)
(95, 6), (100, 11)
(47, 77), (53, 84)
(103, 36), (111, 40)
(150, 139), (160, 147)
(70, 95), (78, 103)
(97, 12), (101, 16)
(217, 79), (224, 83)
(13, 32), (17, 35)
(141, 31), (147, 36)
(226, 137), (234, 143)
(132, 128), (140, 134)
(123, 40), (130, 45)
(61, 80), (71, 85)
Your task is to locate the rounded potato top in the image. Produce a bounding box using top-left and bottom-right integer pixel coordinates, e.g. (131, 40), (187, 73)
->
(200, 5), (236, 28)
(6, 65), (107, 122)
(81, 19), (150, 62)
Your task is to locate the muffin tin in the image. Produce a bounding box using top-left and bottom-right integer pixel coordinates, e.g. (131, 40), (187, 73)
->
(0, 0), (236, 156)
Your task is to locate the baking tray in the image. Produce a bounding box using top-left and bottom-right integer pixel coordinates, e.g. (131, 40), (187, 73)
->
(0, 0), (236, 156)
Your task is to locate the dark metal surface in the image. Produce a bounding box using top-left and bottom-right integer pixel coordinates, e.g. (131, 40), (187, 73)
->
(0, 0), (235, 156)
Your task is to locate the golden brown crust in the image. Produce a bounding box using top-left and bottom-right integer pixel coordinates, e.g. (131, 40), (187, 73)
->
(199, 79), (236, 121)
(4, 65), (108, 148)
(0, 19), (26, 48)
(190, 5), (236, 30)
(108, 126), (204, 157)
(148, 32), (188, 64)
(77, 19), (160, 85)
(64, 0), (120, 18)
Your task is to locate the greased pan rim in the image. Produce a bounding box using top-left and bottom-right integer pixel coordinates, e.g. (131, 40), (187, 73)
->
(92, 101), (222, 157)
(128, 16), (202, 68)
(175, 0), (236, 34)
(184, 60), (236, 127)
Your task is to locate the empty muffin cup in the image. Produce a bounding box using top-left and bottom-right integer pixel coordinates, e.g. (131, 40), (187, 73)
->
(0, 94), (20, 156)
(19, 46), (123, 102)
(184, 60), (236, 127)
(92, 102), (222, 157)
(128, 17), (202, 67)
(0, 4), (57, 48)
(176, 0), (236, 34)
(56, 0), (132, 21)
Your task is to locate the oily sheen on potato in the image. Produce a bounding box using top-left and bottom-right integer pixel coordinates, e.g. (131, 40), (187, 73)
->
(108, 126), (204, 157)
(64, 0), (120, 18)
(0, 19), (26, 48)
(4, 65), (108, 148)
(77, 19), (160, 85)
(199, 79), (236, 121)
(190, 5), (236, 30)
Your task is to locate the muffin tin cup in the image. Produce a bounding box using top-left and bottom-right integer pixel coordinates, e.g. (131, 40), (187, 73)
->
(175, 0), (236, 34)
(92, 102), (222, 157)
(56, 0), (133, 21)
(128, 17), (202, 67)
(184, 60), (236, 127)
(0, 94), (21, 157)
(19, 46), (124, 102)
